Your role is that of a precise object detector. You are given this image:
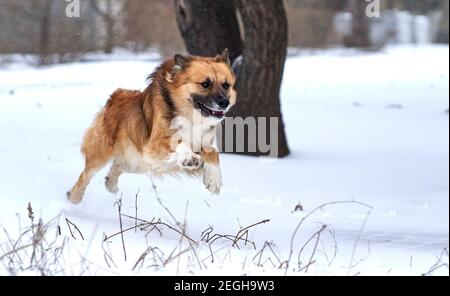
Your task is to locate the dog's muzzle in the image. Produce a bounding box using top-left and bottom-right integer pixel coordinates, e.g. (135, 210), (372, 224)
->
(193, 93), (230, 119)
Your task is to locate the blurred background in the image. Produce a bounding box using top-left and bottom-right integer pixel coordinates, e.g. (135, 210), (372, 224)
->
(0, 0), (448, 66)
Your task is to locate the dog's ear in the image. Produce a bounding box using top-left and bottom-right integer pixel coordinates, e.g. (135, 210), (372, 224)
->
(173, 54), (189, 72)
(216, 48), (231, 66)
(167, 54), (191, 82)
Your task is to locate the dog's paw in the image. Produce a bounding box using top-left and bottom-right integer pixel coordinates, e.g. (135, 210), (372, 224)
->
(105, 176), (119, 194)
(174, 142), (203, 170)
(67, 189), (83, 205)
(179, 153), (203, 170)
(203, 163), (222, 194)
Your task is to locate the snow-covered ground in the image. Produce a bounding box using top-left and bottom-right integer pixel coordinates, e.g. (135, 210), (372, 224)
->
(0, 45), (448, 276)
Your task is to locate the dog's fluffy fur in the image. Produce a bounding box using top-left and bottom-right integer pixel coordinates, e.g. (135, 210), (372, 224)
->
(68, 50), (237, 204)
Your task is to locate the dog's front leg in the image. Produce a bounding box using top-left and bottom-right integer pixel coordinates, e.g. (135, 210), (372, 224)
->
(201, 149), (222, 194)
(144, 139), (202, 171)
(175, 141), (203, 170)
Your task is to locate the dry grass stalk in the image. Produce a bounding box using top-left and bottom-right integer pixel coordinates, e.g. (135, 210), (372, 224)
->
(114, 195), (127, 262)
(284, 200), (373, 275)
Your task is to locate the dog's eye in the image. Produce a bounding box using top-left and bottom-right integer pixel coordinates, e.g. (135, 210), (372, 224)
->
(222, 82), (230, 90)
(201, 80), (212, 89)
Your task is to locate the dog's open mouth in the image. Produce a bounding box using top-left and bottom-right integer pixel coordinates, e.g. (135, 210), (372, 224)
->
(195, 102), (225, 119)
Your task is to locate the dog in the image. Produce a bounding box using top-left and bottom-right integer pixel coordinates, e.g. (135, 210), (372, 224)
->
(67, 49), (236, 204)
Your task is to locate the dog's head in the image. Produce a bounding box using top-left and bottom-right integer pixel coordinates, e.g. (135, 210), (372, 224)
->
(164, 49), (237, 122)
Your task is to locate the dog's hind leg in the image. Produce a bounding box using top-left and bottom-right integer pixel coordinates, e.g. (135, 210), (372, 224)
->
(105, 158), (125, 194)
(68, 112), (113, 204)
(68, 156), (110, 204)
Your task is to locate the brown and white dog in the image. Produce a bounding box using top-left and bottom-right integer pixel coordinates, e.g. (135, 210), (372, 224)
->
(68, 49), (236, 204)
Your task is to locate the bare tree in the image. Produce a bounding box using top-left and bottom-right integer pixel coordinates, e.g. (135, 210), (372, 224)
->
(436, 0), (449, 44)
(285, 0), (348, 48)
(123, 0), (185, 57)
(89, 0), (125, 54)
(1, 0), (95, 64)
(345, 0), (371, 48)
(2, 0), (55, 64)
(175, 0), (290, 157)
(37, 0), (53, 64)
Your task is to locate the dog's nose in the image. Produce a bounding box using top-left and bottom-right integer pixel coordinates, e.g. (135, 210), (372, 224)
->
(215, 94), (230, 109)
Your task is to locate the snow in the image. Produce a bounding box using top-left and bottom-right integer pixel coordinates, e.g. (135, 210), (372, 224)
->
(0, 45), (448, 276)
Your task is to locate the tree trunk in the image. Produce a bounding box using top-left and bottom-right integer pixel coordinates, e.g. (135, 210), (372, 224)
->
(436, 0), (449, 44)
(104, 17), (115, 54)
(103, 0), (115, 54)
(39, 0), (53, 65)
(89, 0), (117, 54)
(231, 0), (290, 157)
(345, 0), (371, 47)
(174, 0), (290, 157)
(174, 0), (242, 62)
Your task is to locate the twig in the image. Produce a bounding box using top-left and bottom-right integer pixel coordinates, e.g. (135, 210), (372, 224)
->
(347, 210), (372, 275)
(200, 220), (269, 263)
(114, 195), (127, 262)
(422, 248), (449, 276)
(118, 215), (163, 236)
(27, 203), (34, 221)
(149, 175), (181, 228)
(143, 218), (164, 237)
(316, 224), (338, 267)
(253, 241), (283, 268)
(0, 243), (36, 260)
(298, 260), (316, 272)
(305, 230), (321, 273)
(297, 224), (328, 273)
(117, 214), (195, 243)
(101, 233), (117, 269)
(134, 188), (140, 233)
(28, 204), (36, 265)
(132, 246), (164, 272)
(349, 240), (371, 269)
(284, 200), (373, 275)
(65, 218), (85, 240)
(232, 219), (270, 248)
(207, 233), (256, 249)
(0, 209), (87, 276)
(201, 226), (214, 242)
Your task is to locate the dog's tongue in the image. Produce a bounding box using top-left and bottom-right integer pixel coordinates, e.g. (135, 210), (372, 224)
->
(212, 110), (224, 117)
